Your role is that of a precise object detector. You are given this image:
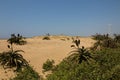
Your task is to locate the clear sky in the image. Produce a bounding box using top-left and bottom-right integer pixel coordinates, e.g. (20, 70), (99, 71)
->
(0, 0), (120, 38)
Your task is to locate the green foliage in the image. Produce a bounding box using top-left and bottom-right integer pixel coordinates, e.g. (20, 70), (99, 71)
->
(114, 34), (120, 43)
(42, 59), (55, 72)
(72, 39), (80, 48)
(7, 34), (27, 45)
(43, 36), (50, 40)
(102, 38), (118, 48)
(0, 34), (28, 72)
(92, 33), (110, 41)
(68, 46), (93, 64)
(0, 50), (28, 71)
(46, 48), (120, 80)
(68, 39), (93, 64)
(11, 66), (42, 80)
(92, 33), (120, 50)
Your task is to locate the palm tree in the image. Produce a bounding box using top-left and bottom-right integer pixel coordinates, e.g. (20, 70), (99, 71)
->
(68, 39), (93, 64)
(0, 34), (28, 71)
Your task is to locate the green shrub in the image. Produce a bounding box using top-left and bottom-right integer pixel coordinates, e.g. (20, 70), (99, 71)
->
(0, 34), (28, 72)
(43, 36), (50, 40)
(102, 38), (118, 48)
(68, 39), (93, 64)
(114, 34), (120, 43)
(42, 59), (55, 72)
(92, 33), (110, 41)
(92, 33), (120, 50)
(7, 34), (27, 45)
(46, 48), (120, 80)
(11, 66), (42, 80)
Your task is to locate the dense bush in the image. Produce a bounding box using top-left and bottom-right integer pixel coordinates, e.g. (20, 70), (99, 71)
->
(92, 33), (120, 50)
(42, 59), (55, 72)
(7, 34), (27, 45)
(92, 33), (110, 41)
(43, 36), (50, 40)
(11, 66), (42, 80)
(46, 48), (120, 80)
(114, 34), (120, 43)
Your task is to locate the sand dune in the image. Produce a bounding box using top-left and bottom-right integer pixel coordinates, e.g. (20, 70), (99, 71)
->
(0, 36), (95, 79)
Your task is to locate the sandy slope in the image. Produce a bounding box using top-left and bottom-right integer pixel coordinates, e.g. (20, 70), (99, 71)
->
(0, 36), (95, 79)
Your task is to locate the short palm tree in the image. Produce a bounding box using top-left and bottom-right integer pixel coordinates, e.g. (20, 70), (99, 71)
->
(68, 39), (93, 64)
(0, 34), (28, 71)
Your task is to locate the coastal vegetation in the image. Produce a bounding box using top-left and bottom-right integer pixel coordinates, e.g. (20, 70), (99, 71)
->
(0, 33), (120, 80)
(44, 33), (120, 80)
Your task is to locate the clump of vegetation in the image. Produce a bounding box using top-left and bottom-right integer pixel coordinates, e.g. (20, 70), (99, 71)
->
(42, 33), (51, 40)
(91, 33), (120, 50)
(0, 50), (28, 71)
(68, 39), (93, 64)
(11, 66), (41, 80)
(67, 37), (71, 40)
(7, 34), (27, 45)
(45, 34), (120, 80)
(0, 34), (28, 72)
(114, 34), (120, 45)
(46, 47), (120, 80)
(43, 36), (50, 40)
(0, 34), (42, 80)
(42, 59), (55, 72)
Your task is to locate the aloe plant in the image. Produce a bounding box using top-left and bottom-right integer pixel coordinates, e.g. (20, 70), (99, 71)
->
(0, 34), (28, 71)
(0, 50), (28, 71)
(68, 39), (93, 64)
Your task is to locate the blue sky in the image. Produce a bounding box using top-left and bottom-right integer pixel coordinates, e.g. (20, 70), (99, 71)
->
(0, 0), (120, 38)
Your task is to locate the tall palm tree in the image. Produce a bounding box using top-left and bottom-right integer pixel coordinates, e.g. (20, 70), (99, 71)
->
(68, 39), (93, 64)
(0, 34), (28, 71)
